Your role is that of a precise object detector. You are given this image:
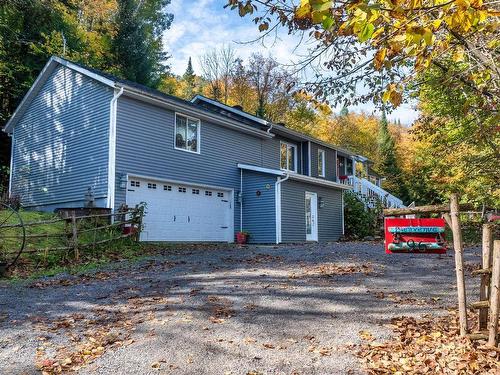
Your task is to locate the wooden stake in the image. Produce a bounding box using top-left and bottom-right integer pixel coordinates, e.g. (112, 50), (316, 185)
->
(480, 224), (494, 329)
(71, 213), (79, 261)
(450, 193), (468, 336)
(488, 240), (500, 347)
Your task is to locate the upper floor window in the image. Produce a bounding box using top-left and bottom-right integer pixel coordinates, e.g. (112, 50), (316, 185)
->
(280, 142), (297, 172)
(175, 113), (200, 153)
(318, 149), (325, 177)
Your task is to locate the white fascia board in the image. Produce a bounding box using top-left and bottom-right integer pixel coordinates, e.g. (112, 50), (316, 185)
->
(192, 95), (269, 126)
(52, 56), (116, 87)
(121, 89), (273, 139)
(289, 173), (353, 190)
(237, 163), (285, 176)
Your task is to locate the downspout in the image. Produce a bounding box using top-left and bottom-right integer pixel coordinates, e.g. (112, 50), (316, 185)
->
(266, 121), (273, 134)
(275, 173), (290, 244)
(8, 133), (14, 198)
(107, 86), (124, 210)
(240, 168), (243, 232)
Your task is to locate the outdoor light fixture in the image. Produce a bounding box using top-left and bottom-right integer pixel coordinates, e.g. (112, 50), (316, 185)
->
(319, 197), (325, 208)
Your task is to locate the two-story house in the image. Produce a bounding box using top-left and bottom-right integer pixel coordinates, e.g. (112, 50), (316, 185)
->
(3, 56), (404, 244)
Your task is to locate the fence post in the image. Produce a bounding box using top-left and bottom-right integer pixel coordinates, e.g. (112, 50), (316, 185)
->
(450, 193), (468, 337)
(488, 240), (500, 347)
(480, 224), (494, 330)
(71, 213), (79, 261)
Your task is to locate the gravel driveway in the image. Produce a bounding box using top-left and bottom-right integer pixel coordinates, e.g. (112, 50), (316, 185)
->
(0, 242), (481, 374)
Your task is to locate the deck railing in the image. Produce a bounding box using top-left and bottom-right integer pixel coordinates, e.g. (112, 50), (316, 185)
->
(339, 175), (405, 208)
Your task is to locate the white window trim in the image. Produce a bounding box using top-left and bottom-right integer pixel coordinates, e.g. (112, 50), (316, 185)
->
(174, 112), (201, 154)
(280, 141), (298, 173)
(318, 149), (326, 177)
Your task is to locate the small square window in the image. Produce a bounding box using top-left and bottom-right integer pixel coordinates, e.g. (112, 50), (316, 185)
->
(192, 189), (200, 194)
(148, 183), (157, 189)
(164, 185), (172, 191)
(217, 192), (224, 198)
(178, 187), (186, 193)
(130, 181), (140, 187)
(205, 191), (212, 196)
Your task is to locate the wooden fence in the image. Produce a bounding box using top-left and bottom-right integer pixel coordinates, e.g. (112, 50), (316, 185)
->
(0, 205), (144, 264)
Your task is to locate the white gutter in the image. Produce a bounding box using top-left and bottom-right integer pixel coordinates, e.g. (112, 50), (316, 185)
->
(106, 87), (124, 210)
(275, 173), (290, 244)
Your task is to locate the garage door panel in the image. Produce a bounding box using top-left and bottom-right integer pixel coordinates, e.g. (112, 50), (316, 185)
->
(126, 178), (232, 242)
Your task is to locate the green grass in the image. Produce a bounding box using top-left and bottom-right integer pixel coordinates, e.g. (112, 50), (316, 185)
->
(0, 209), (145, 279)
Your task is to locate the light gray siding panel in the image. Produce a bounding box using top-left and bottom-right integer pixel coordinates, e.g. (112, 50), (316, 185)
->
(281, 180), (343, 242)
(310, 142), (336, 181)
(241, 171), (276, 243)
(115, 96), (274, 237)
(11, 65), (113, 210)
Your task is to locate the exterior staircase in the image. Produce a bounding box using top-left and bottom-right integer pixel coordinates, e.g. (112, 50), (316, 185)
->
(341, 175), (405, 208)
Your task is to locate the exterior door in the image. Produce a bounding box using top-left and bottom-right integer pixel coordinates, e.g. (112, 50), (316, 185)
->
(305, 192), (318, 241)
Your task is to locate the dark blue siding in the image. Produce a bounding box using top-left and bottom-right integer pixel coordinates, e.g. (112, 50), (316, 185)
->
(310, 142), (336, 181)
(281, 180), (343, 242)
(241, 171), (277, 243)
(11, 65), (113, 210)
(114, 96), (277, 237)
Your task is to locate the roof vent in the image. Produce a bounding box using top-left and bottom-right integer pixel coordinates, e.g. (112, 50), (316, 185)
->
(277, 122), (286, 127)
(232, 104), (243, 111)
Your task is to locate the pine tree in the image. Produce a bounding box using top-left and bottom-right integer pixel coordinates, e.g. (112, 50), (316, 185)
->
(183, 57), (196, 98)
(378, 110), (407, 202)
(112, 0), (173, 87)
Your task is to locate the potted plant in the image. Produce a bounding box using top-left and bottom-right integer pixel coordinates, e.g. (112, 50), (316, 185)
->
(236, 231), (250, 244)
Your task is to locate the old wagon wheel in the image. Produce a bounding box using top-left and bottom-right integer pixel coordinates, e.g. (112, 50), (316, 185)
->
(0, 203), (26, 275)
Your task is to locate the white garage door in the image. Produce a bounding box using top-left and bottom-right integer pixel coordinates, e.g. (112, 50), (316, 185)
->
(126, 177), (233, 242)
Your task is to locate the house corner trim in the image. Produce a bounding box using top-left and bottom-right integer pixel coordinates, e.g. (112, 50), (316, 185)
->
(107, 87), (123, 210)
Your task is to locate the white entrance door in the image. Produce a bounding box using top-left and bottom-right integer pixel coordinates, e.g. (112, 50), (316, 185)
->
(126, 178), (233, 242)
(305, 192), (318, 241)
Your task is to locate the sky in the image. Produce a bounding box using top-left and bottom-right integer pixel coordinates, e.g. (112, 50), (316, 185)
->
(163, 0), (419, 125)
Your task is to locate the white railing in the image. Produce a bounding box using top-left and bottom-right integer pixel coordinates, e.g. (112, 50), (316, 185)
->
(343, 175), (405, 208)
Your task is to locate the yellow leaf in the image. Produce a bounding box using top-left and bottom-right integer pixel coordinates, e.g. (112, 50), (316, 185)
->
(296, 1), (312, 19)
(374, 48), (387, 70)
(453, 49), (465, 62)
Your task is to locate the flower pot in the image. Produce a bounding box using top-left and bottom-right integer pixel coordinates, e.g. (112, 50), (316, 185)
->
(236, 232), (248, 244)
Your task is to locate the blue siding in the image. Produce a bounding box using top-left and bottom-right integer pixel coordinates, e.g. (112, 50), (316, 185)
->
(11, 65), (113, 210)
(114, 96), (277, 237)
(281, 181), (343, 242)
(241, 171), (277, 243)
(310, 142), (336, 181)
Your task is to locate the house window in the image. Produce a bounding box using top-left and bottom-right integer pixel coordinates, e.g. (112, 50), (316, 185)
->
(318, 149), (326, 177)
(217, 192), (224, 198)
(164, 185), (172, 191)
(280, 142), (297, 172)
(130, 181), (140, 187)
(178, 187), (187, 193)
(192, 189), (200, 195)
(148, 183), (157, 189)
(175, 113), (200, 153)
(205, 191), (212, 196)
(346, 159), (353, 175)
